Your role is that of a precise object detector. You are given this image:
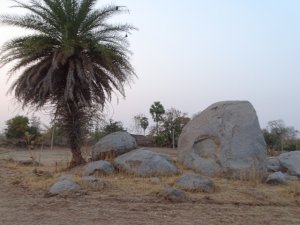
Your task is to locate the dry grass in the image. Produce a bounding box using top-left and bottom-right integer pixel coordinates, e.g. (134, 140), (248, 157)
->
(1, 147), (300, 225)
(3, 157), (299, 207)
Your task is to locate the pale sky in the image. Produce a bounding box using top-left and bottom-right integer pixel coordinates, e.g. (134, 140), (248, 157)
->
(0, 0), (300, 133)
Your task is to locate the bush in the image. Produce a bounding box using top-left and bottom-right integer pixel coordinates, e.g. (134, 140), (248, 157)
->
(155, 133), (167, 147)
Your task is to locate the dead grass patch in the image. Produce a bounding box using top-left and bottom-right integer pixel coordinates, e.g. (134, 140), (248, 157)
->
(1, 147), (300, 208)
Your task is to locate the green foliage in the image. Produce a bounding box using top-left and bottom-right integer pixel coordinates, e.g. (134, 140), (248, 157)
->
(5, 115), (41, 147)
(5, 115), (29, 140)
(87, 118), (125, 144)
(263, 119), (299, 152)
(150, 101), (165, 123)
(0, 0), (136, 165)
(161, 108), (190, 147)
(102, 119), (125, 135)
(148, 106), (190, 147)
(150, 101), (165, 135)
(154, 133), (167, 147)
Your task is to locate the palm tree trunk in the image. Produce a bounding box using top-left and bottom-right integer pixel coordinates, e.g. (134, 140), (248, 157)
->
(66, 103), (86, 168)
(69, 139), (86, 168)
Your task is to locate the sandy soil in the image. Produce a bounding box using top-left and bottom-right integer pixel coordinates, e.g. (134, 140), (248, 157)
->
(0, 147), (300, 225)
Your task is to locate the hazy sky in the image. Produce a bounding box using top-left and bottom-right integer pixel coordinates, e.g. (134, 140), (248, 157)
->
(0, 0), (300, 132)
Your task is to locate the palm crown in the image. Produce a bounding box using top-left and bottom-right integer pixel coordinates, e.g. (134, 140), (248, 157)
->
(0, 0), (136, 166)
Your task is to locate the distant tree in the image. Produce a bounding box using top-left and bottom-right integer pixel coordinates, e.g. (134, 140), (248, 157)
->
(132, 114), (149, 135)
(132, 114), (144, 134)
(140, 117), (149, 136)
(5, 115), (29, 140)
(263, 120), (299, 151)
(102, 119), (125, 135)
(149, 101), (165, 135)
(5, 115), (41, 147)
(162, 108), (190, 147)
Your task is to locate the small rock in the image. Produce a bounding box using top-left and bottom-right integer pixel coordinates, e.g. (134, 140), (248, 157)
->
(158, 188), (188, 203)
(175, 173), (215, 193)
(267, 157), (281, 172)
(81, 176), (110, 189)
(83, 160), (114, 176)
(266, 172), (287, 185)
(49, 180), (81, 194)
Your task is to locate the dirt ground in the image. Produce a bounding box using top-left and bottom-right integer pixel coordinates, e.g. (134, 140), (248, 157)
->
(0, 147), (300, 225)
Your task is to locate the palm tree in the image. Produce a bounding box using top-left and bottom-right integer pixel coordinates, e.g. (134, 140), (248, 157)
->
(149, 101), (165, 135)
(140, 116), (149, 136)
(0, 0), (136, 167)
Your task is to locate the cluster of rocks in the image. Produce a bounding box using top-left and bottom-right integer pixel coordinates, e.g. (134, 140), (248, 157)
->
(48, 101), (299, 197)
(49, 131), (215, 198)
(266, 151), (300, 184)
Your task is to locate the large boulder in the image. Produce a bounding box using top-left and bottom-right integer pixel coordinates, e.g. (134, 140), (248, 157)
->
(278, 151), (300, 176)
(114, 148), (179, 177)
(178, 101), (267, 177)
(92, 131), (137, 160)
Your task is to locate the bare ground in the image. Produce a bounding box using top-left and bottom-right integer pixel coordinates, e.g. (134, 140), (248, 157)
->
(0, 147), (300, 225)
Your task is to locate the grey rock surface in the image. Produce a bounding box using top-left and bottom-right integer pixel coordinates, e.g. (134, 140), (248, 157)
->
(114, 148), (179, 177)
(83, 160), (114, 176)
(92, 131), (137, 160)
(158, 188), (188, 202)
(278, 151), (300, 176)
(267, 157), (281, 172)
(177, 101), (267, 177)
(81, 176), (110, 189)
(49, 180), (81, 194)
(266, 172), (287, 184)
(175, 173), (215, 192)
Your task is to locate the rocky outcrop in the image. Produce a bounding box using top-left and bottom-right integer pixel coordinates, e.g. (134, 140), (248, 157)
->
(114, 148), (179, 177)
(92, 132), (137, 160)
(177, 101), (267, 177)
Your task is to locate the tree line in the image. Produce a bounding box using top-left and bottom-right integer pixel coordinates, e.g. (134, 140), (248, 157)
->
(2, 108), (299, 153)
